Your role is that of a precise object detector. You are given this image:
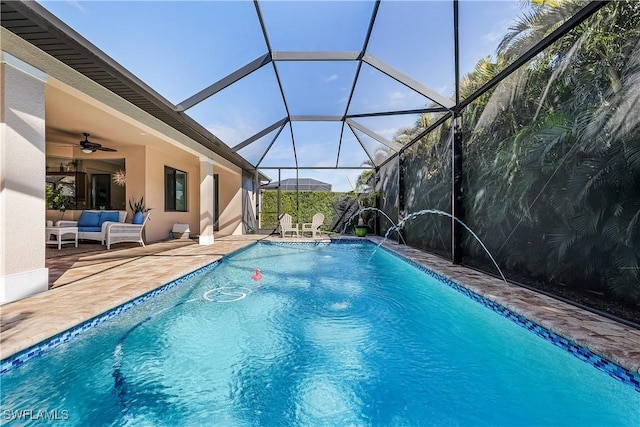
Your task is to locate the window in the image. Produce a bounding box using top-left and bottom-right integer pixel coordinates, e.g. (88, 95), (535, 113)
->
(165, 166), (187, 211)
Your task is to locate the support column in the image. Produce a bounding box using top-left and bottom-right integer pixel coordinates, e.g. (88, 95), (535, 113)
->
(199, 157), (215, 245)
(451, 113), (464, 264)
(254, 169), (260, 231)
(1, 54), (48, 304)
(398, 153), (405, 243)
(277, 169), (281, 224)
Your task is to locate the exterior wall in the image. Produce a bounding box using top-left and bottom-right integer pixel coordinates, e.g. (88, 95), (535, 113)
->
(3, 27), (249, 242)
(43, 141), (246, 242)
(1, 26), (249, 303)
(199, 158), (215, 245)
(1, 56), (48, 303)
(217, 167), (243, 235)
(145, 144), (200, 242)
(45, 144), (145, 223)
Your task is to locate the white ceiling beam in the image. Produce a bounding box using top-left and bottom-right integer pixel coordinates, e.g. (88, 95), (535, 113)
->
(290, 115), (343, 122)
(176, 53), (272, 112)
(345, 118), (401, 152)
(232, 117), (289, 152)
(362, 53), (455, 109)
(272, 51), (361, 61)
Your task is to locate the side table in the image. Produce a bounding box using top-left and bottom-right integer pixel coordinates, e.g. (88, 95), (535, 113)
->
(46, 226), (79, 250)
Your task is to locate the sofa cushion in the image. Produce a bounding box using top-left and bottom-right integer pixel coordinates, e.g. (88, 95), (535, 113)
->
(78, 226), (102, 233)
(100, 211), (119, 225)
(77, 211), (101, 227)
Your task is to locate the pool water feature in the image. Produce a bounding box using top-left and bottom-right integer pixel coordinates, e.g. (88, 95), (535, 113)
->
(381, 208), (507, 283)
(1, 242), (638, 426)
(342, 207), (406, 245)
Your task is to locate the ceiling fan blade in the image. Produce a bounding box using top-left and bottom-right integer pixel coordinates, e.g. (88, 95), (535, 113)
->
(96, 146), (117, 152)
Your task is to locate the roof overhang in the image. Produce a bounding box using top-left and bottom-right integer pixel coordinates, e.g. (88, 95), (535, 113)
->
(0, 0), (256, 172)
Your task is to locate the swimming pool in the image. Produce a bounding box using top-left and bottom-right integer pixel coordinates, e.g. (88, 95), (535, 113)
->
(1, 241), (639, 425)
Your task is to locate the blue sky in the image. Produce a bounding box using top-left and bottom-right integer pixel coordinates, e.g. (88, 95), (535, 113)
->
(39, 0), (526, 191)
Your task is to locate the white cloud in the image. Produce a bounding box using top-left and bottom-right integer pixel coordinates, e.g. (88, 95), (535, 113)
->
(325, 74), (338, 83)
(386, 89), (421, 109)
(481, 17), (515, 51)
(263, 144), (294, 161)
(481, 31), (502, 44)
(206, 119), (251, 147)
(67, 1), (85, 12)
(388, 91), (407, 101)
(376, 127), (400, 140)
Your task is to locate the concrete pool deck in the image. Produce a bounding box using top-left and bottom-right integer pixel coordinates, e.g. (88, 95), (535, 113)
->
(1, 234), (639, 377)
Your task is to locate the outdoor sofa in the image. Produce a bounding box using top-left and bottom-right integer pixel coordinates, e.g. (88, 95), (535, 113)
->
(57, 210), (127, 244)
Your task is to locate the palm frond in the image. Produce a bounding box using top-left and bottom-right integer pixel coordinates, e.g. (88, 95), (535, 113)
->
(570, 207), (603, 236)
(566, 158), (609, 205)
(626, 208), (640, 245)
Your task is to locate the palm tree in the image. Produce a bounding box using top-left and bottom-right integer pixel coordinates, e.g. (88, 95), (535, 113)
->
(464, 0), (640, 303)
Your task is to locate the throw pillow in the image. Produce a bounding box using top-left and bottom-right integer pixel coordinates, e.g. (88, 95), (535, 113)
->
(100, 211), (120, 225)
(77, 211), (101, 227)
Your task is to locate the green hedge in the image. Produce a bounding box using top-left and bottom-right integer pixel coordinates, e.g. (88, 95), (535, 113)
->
(261, 190), (349, 231)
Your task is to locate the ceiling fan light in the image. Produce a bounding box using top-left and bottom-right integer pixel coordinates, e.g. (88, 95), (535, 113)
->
(81, 148), (93, 154)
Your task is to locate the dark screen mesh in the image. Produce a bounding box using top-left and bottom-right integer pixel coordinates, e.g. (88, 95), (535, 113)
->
(402, 120), (453, 258)
(373, 2), (640, 321)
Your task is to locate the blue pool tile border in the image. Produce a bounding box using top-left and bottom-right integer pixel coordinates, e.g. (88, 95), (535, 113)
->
(263, 239), (640, 392)
(3, 239), (639, 394)
(1, 241), (262, 375)
(365, 240), (640, 393)
(0, 260), (221, 375)
(262, 240), (331, 247)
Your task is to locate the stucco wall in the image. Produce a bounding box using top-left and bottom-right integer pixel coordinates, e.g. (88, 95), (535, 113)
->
(1, 58), (48, 302)
(45, 144), (146, 223)
(143, 146), (245, 240)
(217, 167), (243, 235)
(145, 144), (199, 242)
(4, 27), (248, 247)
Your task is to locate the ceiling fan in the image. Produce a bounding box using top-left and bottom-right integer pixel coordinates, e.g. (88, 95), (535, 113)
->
(79, 133), (117, 153)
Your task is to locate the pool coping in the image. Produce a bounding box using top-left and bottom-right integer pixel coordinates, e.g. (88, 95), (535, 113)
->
(2, 235), (639, 390)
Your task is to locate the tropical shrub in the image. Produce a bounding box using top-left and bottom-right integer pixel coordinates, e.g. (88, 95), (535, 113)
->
(376, 0), (640, 309)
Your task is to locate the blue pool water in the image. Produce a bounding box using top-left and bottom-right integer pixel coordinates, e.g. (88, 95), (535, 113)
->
(1, 242), (639, 426)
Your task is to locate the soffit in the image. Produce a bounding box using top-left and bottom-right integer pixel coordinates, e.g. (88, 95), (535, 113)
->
(0, 0), (255, 172)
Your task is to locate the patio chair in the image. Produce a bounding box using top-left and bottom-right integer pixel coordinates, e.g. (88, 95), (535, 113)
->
(302, 213), (325, 238)
(105, 211), (151, 249)
(279, 213), (299, 238)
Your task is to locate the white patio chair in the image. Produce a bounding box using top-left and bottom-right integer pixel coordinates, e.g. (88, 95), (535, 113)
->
(302, 213), (325, 238)
(279, 213), (299, 238)
(105, 211), (151, 249)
